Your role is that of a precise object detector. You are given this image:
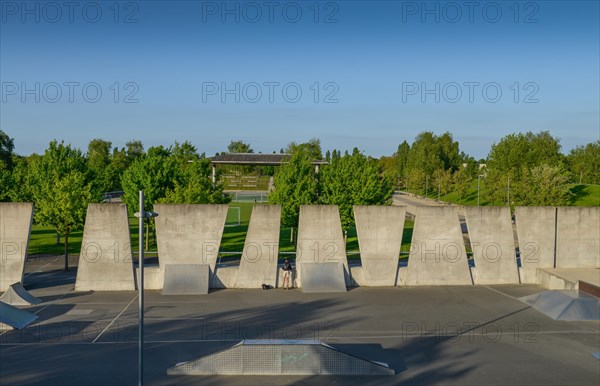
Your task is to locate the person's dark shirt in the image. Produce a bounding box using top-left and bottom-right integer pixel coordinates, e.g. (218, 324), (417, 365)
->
(283, 262), (293, 271)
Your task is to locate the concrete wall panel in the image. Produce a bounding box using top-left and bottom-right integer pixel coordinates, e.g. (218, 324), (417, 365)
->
(162, 264), (210, 295)
(0, 203), (33, 292)
(465, 206), (519, 284)
(154, 204), (228, 277)
(300, 262), (347, 293)
(556, 207), (600, 268)
(234, 205), (281, 288)
(515, 207), (555, 283)
(75, 204), (134, 291)
(407, 206), (472, 285)
(296, 205), (348, 287)
(354, 205), (405, 286)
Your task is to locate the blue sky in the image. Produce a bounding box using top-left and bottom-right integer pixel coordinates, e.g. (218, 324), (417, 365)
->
(1, 0), (598, 159)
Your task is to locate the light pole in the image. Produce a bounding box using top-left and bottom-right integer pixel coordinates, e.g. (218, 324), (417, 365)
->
(477, 175), (481, 206)
(134, 191), (158, 386)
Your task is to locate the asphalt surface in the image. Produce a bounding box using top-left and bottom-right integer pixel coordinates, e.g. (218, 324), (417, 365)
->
(1, 255), (599, 385)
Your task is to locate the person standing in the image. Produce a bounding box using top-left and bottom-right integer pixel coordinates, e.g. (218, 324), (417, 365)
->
(281, 259), (293, 290)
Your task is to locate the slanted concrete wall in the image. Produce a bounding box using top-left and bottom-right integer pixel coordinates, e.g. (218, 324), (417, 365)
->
(556, 207), (600, 268)
(465, 206), (519, 284)
(154, 204), (228, 277)
(354, 205), (405, 286)
(296, 205), (348, 287)
(515, 207), (555, 283)
(234, 205), (281, 288)
(0, 203), (34, 292)
(75, 204), (134, 291)
(406, 206), (472, 285)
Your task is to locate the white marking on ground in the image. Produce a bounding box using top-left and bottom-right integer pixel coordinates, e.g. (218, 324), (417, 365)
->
(483, 285), (524, 301)
(92, 295), (138, 343)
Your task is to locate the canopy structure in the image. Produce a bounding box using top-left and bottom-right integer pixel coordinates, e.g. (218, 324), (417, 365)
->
(208, 153), (328, 182)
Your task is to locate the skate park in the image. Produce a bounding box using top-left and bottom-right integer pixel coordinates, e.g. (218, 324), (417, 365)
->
(1, 201), (599, 385)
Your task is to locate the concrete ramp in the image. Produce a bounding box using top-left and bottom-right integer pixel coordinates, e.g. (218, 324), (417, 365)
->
(300, 263), (347, 293)
(406, 207), (472, 285)
(162, 264), (209, 295)
(464, 207), (519, 284)
(0, 301), (38, 330)
(515, 207), (556, 283)
(154, 204), (228, 286)
(0, 203), (34, 292)
(556, 207), (600, 268)
(167, 340), (394, 376)
(234, 205), (281, 288)
(0, 282), (42, 306)
(296, 205), (349, 288)
(354, 206), (405, 287)
(75, 204), (135, 291)
(520, 290), (600, 321)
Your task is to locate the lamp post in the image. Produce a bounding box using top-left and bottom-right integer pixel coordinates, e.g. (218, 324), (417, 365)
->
(477, 175), (481, 206)
(134, 191), (158, 386)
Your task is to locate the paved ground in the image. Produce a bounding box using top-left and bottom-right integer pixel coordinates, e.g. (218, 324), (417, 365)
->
(1, 256), (599, 385)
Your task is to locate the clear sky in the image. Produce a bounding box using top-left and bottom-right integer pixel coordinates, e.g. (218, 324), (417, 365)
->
(1, 0), (598, 159)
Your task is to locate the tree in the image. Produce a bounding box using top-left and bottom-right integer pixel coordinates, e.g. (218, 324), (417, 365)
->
(160, 150), (229, 205)
(121, 146), (177, 250)
(567, 141), (600, 184)
(29, 141), (95, 270)
(0, 130), (15, 170)
(406, 169), (426, 194)
(460, 152), (478, 178)
(405, 131), (461, 181)
(436, 132), (461, 171)
(172, 140), (199, 163)
(515, 164), (572, 206)
(126, 140), (144, 161)
(87, 139), (112, 172)
(0, 160), (13, 202)
(380, 155), (399, 185)
(396, 140), (410, 182)
(269, 151), (319, 231)
(121, 146), (175, 216)
(487, 131), (563, 177)
(6, 155), (37, 203)
(286, 138), (323, 160)
(321, 151), (394, 231)
(86, 139), (114, 194)
(453, 167), (472, 202)
(330, 149), (341, 161)
(433, 168), (453, 199)
(485, 131), (565, 205)
(227, 140), (254, 153)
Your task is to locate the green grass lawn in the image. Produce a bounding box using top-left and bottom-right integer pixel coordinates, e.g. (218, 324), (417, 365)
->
(28, 202), (414, 261)
(568, 184), (600, 206)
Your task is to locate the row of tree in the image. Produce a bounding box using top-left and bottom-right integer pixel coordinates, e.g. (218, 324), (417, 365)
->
(379, 131), (599, 206)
